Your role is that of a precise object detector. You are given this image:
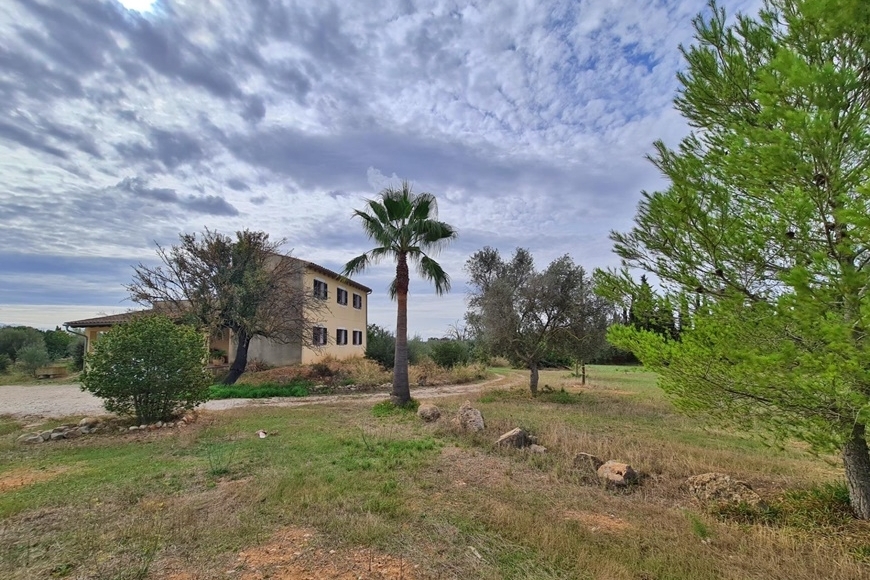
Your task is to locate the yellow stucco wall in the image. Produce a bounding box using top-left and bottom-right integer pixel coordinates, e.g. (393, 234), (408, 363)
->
(84, 327), (113, 352)
(302, 267), (368, 364)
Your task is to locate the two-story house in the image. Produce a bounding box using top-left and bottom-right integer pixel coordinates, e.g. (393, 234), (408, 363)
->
(65, 258), (370, 367)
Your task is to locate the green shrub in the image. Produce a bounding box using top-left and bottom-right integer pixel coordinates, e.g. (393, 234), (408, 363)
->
(407, 335), (428, 364)
(81, 314), (211, 423)
(366, 324), (395, 368)
(0, 353), (10, 373)
(69, 340), (86, 371)
(429, 340), (470, 368)
(43, 328), (73, 360)
(16, 344), (50, 375)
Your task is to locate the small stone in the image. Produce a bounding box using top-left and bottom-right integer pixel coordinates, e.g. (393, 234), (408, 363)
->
(118, 427), (127, 433)
(417, 403), (441, 423)
(65, 428), (81, 439)
(156, 421), (164, 428)
(496, 428), (531, 448)
(166, 422), (174, 428)
(39, 430), (52, 441)
(78, 417), (100, 428)
(597, 460), (638, 486)
(50, 431), (66, 441)
(528, 444), (547, 453)
(51, 426), (67, 434)
(139, 425), (146, 430)
(129, 426), (139, 431)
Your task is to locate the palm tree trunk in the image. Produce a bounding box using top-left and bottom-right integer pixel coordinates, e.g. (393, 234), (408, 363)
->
(223, 329), (250, 385)
(392, 253), (411, 405)
(844, 422), (870, 519)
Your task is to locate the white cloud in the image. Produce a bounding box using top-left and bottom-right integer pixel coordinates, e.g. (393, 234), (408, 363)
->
(0, 0), (754, 334)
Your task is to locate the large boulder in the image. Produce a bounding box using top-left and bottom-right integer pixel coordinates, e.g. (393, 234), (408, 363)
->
(496, 427), (531, 448)
(597, 460), (638, 486)
(417, 403), (441, 423)
(457, 400), (485, 432)
(686, 473), (763, 507)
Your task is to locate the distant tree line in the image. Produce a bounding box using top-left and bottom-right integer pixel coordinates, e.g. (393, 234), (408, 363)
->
(0, 325), (85, 375)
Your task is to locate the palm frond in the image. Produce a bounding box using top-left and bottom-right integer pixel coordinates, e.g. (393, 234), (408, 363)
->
(383, 193), (411, 221)
(414, 219), (458, 249)
(417, 255), (451, 295)
(353, 209), (395, 247)
(364, 199), (391, 226)
(410, 193), (436, 222)
(342, 254), (370, 277)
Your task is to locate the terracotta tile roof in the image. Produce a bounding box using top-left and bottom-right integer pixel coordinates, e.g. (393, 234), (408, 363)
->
(300, 260), (372, 293)
(64, 310), (152, 327)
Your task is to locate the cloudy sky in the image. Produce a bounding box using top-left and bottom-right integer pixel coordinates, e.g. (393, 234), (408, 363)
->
(0, 0), (757, 337)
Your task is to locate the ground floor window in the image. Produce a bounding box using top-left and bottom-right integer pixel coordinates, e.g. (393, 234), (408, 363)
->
(352, 330), (363, 345)
(336, 328), (348, 345)
(313, 326), (327, 346)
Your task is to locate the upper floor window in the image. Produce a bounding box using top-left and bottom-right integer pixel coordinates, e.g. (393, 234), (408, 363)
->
(336, 328), (348, 345)
(313, 279), (328, 300)
(313, 326), (327, 346)
(352, 293), (363, 309)
(337, 288), (348, 306)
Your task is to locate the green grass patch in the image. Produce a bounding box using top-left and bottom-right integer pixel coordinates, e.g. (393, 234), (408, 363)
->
(207, 380), (310, 399)
(711, 481), (854, 529)
(371, 398), (420, 417)
(537, 387), (582, 404)
(0, 416), (22, 437)
(2, 366), (867, 580)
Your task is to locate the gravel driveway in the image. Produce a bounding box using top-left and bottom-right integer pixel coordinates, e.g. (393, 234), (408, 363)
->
(0, 376), (507, 419)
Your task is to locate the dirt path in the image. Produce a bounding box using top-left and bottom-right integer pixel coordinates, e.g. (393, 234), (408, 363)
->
(0, 375), (509, 419)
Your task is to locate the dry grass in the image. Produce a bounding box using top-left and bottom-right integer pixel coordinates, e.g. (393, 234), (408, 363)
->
(1, 366), (868, 579)
(242, 356), (489, 390)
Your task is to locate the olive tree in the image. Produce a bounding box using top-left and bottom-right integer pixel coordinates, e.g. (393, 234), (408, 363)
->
(129, 229), (323, 384)
(466, 247), (610, 395)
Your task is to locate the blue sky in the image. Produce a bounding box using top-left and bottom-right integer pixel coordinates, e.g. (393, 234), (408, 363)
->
(0, 0), (757, 336)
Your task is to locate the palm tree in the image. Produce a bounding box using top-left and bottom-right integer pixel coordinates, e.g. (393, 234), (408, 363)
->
(343, 182), (457, 405)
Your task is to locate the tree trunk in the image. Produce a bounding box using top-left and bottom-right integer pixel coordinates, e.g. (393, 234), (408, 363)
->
(581, 362), (586, 385)
(844, 422), (870, 519)
(392, 254), (411, 405)
(529, 362), (539, 397)
(223, 329), (250, 385)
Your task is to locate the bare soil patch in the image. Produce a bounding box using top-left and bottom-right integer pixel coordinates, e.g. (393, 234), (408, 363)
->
(562, 510), (632, 532)
(164, 527), (419, 580)
(0, 467), (69, 493)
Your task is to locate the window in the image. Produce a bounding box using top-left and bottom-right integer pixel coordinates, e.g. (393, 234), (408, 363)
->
(352, 330), (363, 346)
(352, 293), (363, 309)
(337, 288), (348, 305)
(336, 329), (348, 345)
(312, 326), (327, 346)
(313, 279), (328, 300)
